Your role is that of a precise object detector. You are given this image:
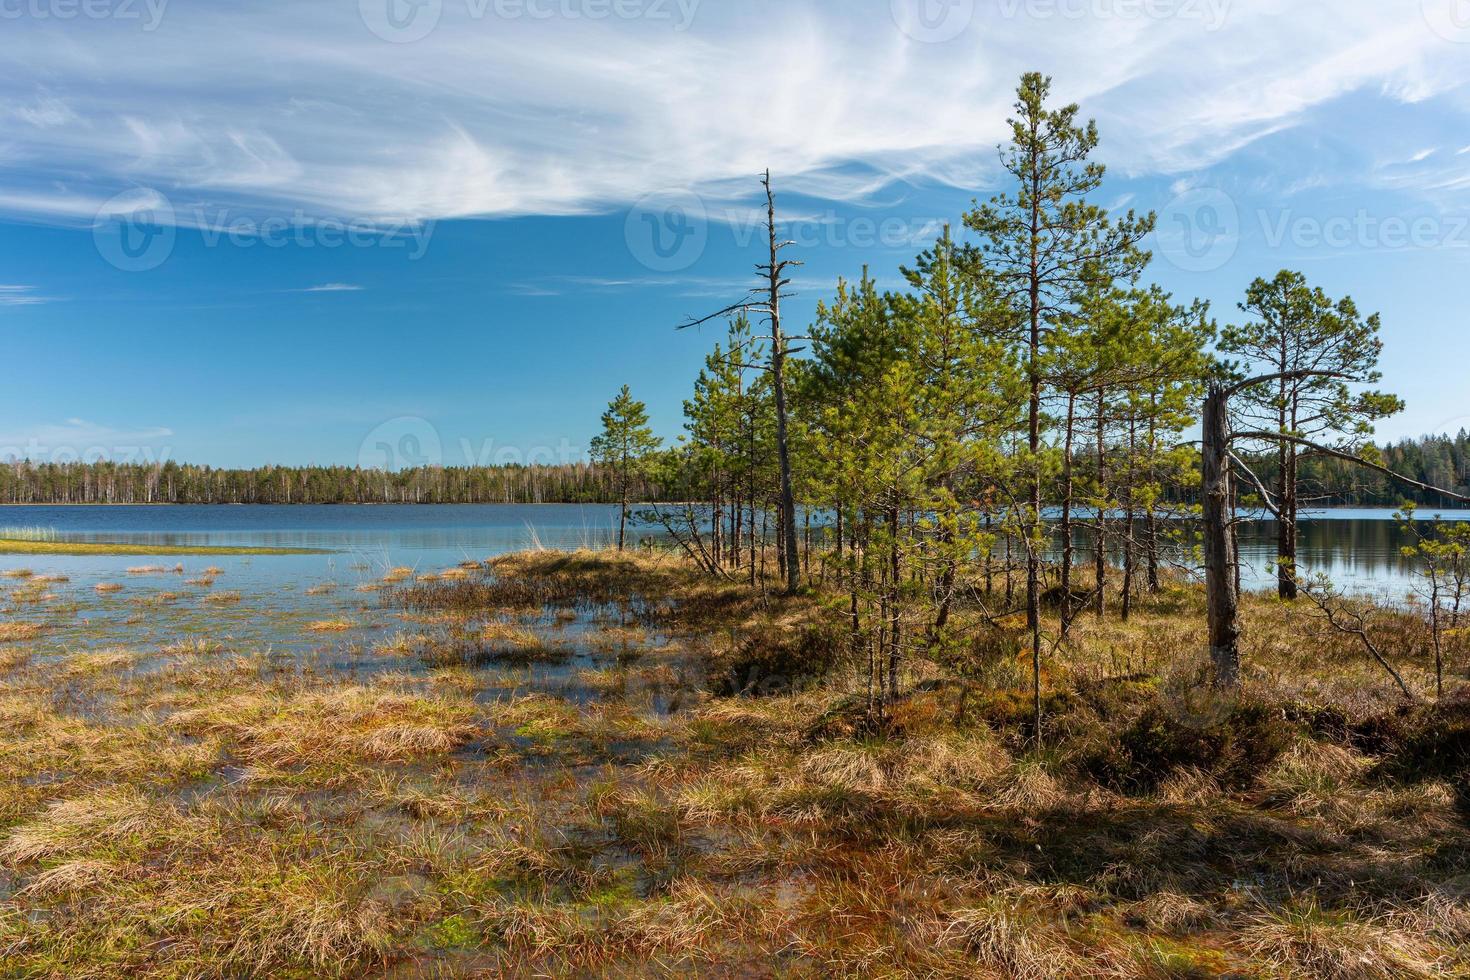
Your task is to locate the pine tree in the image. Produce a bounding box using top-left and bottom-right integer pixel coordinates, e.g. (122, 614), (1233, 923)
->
(1220, 270), (1403, 599)
(589, 386), (662, 550)
(962, 71), (1153, 743)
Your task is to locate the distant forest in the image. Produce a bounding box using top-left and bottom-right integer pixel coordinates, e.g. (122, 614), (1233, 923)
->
(1239, 431), (1470, 509)
(3, 431), (1469, 508)
(0, 460), (658, 506)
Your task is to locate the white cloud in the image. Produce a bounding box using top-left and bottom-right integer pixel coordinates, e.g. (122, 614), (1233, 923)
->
(0, 285), (52, 306)
(0, 1), (1466, 225)
(0, 419), (175, 463)
(299, 283), (363, 292)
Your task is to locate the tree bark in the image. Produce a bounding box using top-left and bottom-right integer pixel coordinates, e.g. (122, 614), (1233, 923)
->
(1060, 391), (1077, 601)
(1202, 382), (1241, 687)
(1094, 389), (1107, 618)
(763, 171), (802, 597)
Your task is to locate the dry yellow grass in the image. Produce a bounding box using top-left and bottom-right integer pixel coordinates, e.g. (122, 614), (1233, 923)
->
(0, 548), (1463, 978)
(159, 637), (225, 657)
(480, 620), (544, 650)
(306, 619), (357, 634)
(0, 621), (44, 642)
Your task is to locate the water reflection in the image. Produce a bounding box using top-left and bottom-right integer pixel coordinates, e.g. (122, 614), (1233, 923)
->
(1048, 510), (1467, 599)
(3, 503), (1466, 599)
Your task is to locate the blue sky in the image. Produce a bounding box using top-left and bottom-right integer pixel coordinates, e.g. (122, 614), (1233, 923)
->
(2, 0), (1470, 468)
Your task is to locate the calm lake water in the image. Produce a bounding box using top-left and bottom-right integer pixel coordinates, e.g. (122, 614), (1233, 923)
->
(0, 504), (629, 657)
(1, 503), (1464, 609)
(3, 503), (1466, 591)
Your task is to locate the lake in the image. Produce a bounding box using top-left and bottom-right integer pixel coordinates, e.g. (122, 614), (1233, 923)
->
(0, 504), (1463, 657)
(2, 503), (1464, 595)
(0, 504), (629, 658)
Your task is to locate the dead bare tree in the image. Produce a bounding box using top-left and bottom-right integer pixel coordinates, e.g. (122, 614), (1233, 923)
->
(679, 170), (803, 595)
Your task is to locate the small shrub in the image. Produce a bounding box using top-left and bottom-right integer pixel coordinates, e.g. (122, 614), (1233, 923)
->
(1369, 693), (1470, 813)
(710, 621), (846, 698)
(1085, 701), (1295, 793)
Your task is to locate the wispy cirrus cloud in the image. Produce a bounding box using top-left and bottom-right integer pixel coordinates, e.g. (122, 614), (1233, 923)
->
(0, 285), (53, 306)
(298, 283), (363, 292)
(0, 419), (174, 463)
(0, 1), (1467, 228)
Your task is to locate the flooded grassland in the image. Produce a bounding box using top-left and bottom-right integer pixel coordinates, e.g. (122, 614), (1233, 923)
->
(0, 549), (1467, 977)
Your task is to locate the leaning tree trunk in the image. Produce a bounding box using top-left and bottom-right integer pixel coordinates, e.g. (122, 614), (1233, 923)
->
(1202, 382), (1241, 687)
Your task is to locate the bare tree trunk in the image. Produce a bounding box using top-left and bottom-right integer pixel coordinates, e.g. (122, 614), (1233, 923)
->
(1281, 441), (1299, 599)
(1095, 390), (1107, 618)
(834, 503), (844, 587)
(1005, 530), (1015, 608)
(984, 510), (995, 596)
(1146, 400), (1161, 593)
(888, 504), (902, 702)
(1026, 159), (1044, 749)
(618, 467), (628, 551)
(1061, 391), (1077, 605)
(803, 510), (811, 582)
(1431, 576), (1445, 699)
(762, 171), (802, 597)
(1202, 382), (1241, 688)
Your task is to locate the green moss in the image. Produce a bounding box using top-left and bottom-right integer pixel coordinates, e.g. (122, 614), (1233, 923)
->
(422, 913), (480, 950)
(1132, 936), (1235, 977)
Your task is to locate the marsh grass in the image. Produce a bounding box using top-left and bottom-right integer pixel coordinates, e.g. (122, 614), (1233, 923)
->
(306, 618), (358, 633)
(0, 621), (45, 642)
(0, 550), (1465, 976)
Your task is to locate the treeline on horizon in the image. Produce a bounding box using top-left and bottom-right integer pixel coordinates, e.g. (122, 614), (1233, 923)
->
(0, 460), (659, 506)
(1242, 431), (1470, 509)
(3, 430), (1469, 509)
